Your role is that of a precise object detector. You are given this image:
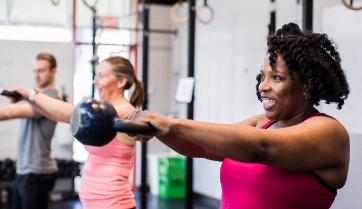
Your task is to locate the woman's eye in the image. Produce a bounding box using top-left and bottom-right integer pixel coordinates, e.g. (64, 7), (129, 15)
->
(257, 74), (265, 81)
(273, 75), (282, 80)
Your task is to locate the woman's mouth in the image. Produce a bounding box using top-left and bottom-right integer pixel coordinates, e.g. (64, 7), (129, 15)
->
(262, 98), (275, 110)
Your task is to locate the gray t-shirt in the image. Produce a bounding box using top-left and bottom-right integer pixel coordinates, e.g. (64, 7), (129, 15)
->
(16, 89), (59, 174)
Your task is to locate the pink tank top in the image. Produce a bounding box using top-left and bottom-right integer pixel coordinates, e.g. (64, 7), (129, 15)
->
(79, 138), (136, 209)
(220, 113), (336, 209)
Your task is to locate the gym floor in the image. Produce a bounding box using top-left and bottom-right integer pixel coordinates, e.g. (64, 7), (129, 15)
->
(0, 191), (220, 209)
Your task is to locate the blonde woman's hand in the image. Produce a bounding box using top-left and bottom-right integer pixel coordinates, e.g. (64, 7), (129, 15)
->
(123, 109), (173, 142)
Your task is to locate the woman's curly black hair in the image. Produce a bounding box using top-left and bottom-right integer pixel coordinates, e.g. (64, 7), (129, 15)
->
(256, 23), (350, 109)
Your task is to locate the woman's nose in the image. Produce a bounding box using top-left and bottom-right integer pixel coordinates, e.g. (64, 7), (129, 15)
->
(258, 79), (271, 93)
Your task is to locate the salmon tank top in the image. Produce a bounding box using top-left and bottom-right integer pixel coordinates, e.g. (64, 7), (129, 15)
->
(79, 138), (136, 209)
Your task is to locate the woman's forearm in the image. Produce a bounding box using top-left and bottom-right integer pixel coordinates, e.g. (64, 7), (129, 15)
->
(157, 133), (224, 161)
(169, 119), (264, 163)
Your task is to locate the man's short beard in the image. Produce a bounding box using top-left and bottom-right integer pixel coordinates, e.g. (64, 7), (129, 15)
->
(39, 79), (52, 88)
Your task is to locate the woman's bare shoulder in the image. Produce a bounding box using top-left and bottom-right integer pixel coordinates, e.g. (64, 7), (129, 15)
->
(115, 103), (135, 117)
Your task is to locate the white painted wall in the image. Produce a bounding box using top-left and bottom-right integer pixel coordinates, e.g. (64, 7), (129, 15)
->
(331, 134), (362, 209)
(319, 4), (362, 135)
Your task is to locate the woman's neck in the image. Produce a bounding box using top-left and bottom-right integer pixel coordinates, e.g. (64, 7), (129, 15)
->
(103, 92), (128, 105)
(278, 107), (317, 128)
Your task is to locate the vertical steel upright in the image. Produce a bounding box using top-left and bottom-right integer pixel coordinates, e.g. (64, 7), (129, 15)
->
(268, 0), (276, 35)
(186, 0), (196, 208)
(303, 0), (313, 31)
(140, 0), (149, 209)
(91, 7), (97, 98)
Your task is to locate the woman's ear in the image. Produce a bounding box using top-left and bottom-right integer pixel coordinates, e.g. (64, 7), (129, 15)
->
(303, 82), (310, 100)
(117, 78), (128, 89)
(303, 82), (308, 92)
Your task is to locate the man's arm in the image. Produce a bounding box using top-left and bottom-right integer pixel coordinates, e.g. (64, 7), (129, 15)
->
(11, 87), (73, 123)
(0, 103), (34, 120)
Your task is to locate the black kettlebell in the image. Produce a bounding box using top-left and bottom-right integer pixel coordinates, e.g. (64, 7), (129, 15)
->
(70, 99), (153, 146)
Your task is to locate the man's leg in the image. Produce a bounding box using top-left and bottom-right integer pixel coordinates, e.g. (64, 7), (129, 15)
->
(12, 175), (23, 209)
(18, 173), (57, 209)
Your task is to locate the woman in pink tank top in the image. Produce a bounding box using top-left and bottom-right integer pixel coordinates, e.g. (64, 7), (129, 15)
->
(125, 23), (350, 209)
(13, 56), (144, 209)
(75, 56), (144, 209)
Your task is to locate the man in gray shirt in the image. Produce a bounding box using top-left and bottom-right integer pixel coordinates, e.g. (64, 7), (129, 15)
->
(0, 53), (59, 209)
